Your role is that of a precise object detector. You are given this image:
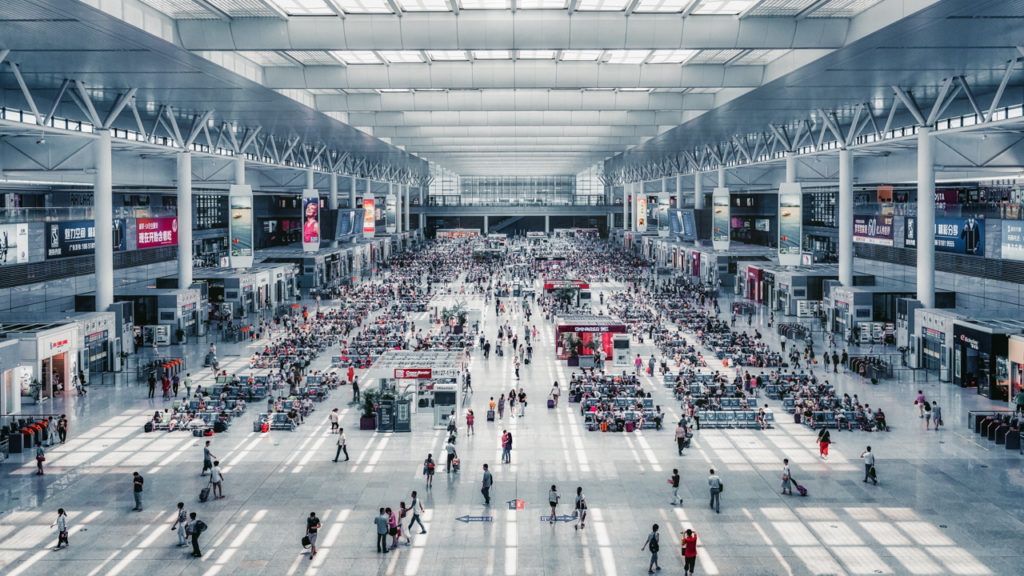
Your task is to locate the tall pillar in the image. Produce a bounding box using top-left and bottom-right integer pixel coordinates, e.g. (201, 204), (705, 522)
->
(329, 173), (338, 210)
(94, 129), (113, 312)
(675, 175), (683, 208)
(838, 149), (854, 286)
(350, 177), (357, 210)
(694, 172), (704, 210)
(177, 151), (193, 289)
(365, 179), (372, 208)
(785, 154), (797, 184)
(306, 167), (314, 190)
(403, 185), (410, 232)
(483, 215), (489, 235)
(234, 156), (245, 185)
(623, 185), (629, 229)
(544, 215), (550, 234)
(718, 166), (726, 188)
(917, 127), (936, 308)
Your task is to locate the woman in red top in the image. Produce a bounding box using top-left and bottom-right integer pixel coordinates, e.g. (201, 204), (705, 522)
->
(682, 529), (698, 576)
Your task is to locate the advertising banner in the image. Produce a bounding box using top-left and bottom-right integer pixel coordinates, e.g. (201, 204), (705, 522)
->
(46, 219), (126, 259)
(853, 214), (894, 246)
(905, 216), (984, 255)
(656, 194), (670, 237)
(635, 196), (647, 232)
(302, 189), (320, 252)
(385, 194), (397, 234)
(335, 209), (353, 239)
(778, 183), (802, 265)
(228, 185), (254, 268)
(0, 223), (29, 265)
(362, 198), (376, 238)
(1002, 220), (1024, 261)
(712, 188), (730, 250)
(136, 217), (178, 249)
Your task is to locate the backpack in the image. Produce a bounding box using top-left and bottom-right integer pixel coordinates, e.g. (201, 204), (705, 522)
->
(194, 520), (207, 534)
(648, 534), (659, 553)
(924, 402), (932, 412)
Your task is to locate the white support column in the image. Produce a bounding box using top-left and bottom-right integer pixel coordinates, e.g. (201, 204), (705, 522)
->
(234, 156), (245, 185)
(544, 215), (550, 234)
(676, 174), (683, 208)
(306, 167), (314, 190)
(177, 151), (193, 289)
(329, 173), (338, 210)
(623, 185), (629, 229)
(365, 179), (372, 207)
(838, 149), (854, 286)
(94, 129), (113, 312)
(917, 127), (936, 308)
(483, 215), (489, 235)
(694, 172), (704, 210)
(403, 185), (410, 232)
(718, 166), (726, 188)
(785, 153), (797, 184)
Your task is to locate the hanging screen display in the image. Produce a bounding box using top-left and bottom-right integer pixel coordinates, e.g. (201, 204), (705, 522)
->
(362, 199), (376, 238)
(228, 185), (254, 268)
(712, 188), (730, 250)
(777, 183), (802, 265)
(302, 189), (320, 252)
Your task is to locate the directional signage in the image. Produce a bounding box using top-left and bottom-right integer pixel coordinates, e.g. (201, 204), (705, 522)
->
(507, 499), (526, 510)
(539, 514), (576, 523)
(456, 515), (493, 524)
(394, 368), (432, 379)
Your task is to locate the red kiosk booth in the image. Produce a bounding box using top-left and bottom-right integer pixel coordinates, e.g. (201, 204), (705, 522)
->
(554, 314), (627, 362)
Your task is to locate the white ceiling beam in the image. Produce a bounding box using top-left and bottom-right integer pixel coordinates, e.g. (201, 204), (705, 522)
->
(191, 0), (232, 21)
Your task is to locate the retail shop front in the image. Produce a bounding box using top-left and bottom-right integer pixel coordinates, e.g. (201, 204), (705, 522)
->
(0, 321), (80, 404)
(952, 319), (1024, 401)
(0, 340), (23, 415)
(1009, 335), (1024, 408)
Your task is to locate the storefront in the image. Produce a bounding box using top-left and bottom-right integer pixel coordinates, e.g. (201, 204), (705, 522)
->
(764, 266), (874, 317)
(366, 350), (468, 430)
(114, 288), (202, 345)
(553, 315), (627, 361)
(0, 321), (80, 404)
(912, 308), (960, 380)
(829, 285), (954, 344)
(76, 312), (117, 375)
(1009, 335), (1024, 407)
(952, 319), (1024, 401)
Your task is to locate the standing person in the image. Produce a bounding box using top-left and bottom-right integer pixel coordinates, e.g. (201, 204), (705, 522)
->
(681, 529), (698, 576)
(375, 508), (389, 553)
(781, 458), (793, 495)
(171, 502), (188, 547)
(466, 409), (474, 436)
(172, 373), (180, 397)
(573, 487), (588, 531)
(497, 393), (505, 420)
(931, 400), (942, 431)
(915, 390), (927, 418)
(57, 414), (68, 444)
(305, 512), (321, 559)
(669, 469), (682, 506)
(518, 388), (527, 418)
(407, 491), (426, 535)
(50, 508), (69, 551)
(210, 461), (224, 499)
(640, 523), (662, 574)
(780, 334), (787, 352)
(634, 354), (643, 374)
(148, 373), (156, 398)
(329, 408), (340, 434)
(423, 453), (435, 488)
(481, 463), (493, 505)
(334, 428), (349, 462)
(386, 507), (399, 551)
(352, 377), (360, 403)
(445, 438), (458, 473)
(132, 471), (144, 511)
(187, 512), (204, 557)
(675, 421), (689, 455)
(35, 443), (45, 475)
(832, 351), (839, 373)
(501, 430), (513, 463)
(184, 373), (192, 399)
(202, 441), (216, 476)
(861, 446), (877, 485)
(548, 485), (561, 524)
(707, 469), (722, 514)
(817, 428), (831, 459)
(1016, 387), (1024, 417)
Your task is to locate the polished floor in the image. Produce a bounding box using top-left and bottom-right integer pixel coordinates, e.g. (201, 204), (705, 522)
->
(2, 280), (1023, 576)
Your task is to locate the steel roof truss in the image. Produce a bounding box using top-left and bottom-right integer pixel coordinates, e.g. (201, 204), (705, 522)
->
(240, 126), (264, 155)
(956, 75), (984, 123)
(201, 123), (214, 150)
(163, 106), (185, 147)
(986, 54), (1021, 123)
(8, 62), (41, 124)
(43, 78), (71, 127)
(127, 96), (149, 141)
(185, 110), (213, 147)
(70, 81), (102, 127)
(101, 88), (139, 130)
(891, 86), (925, 126)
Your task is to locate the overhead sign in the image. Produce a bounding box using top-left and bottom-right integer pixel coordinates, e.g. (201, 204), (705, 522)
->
(853, 214), (894, 246)
(46, 219), (126, 259)
(712, 188), (730, 250)
(543, 280), (590, 290)
(385, 194), (397, 234)
(636, 196), (647, 232)
(137, 217), (178, 249)
(905, 216), (984, 255)
(657, 194), (670, 237)
(777, 183), (802, 265)
(1001, 220), (1024, 261)
(229, 185), (254, 268)
(302, 189), (320, 252)
(0, 223), (30, 265)
(394, 368), (432, 379)
(362, 198), (376, 238)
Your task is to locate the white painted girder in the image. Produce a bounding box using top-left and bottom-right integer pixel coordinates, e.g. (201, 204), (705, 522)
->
(371, 125), (662, 137)
(346, 110), (692, 126)
(315, 90), (716, 112)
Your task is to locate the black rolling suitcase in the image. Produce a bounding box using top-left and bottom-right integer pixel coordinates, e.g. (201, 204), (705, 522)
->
(487, 410), (495, 421)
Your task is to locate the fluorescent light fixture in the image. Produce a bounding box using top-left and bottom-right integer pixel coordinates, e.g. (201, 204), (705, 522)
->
(517, 50), (557, 59)
(331, 0), (395, 13)
(691, 0), (758, 15)
(575, 0), (630, 9)
(379, 88), (413, 93)
(560, 50), (603, 61)
(378, 51), (426, 63)
(459, 0), (509, 7)
(604, 50), (650, 64)
(618, 87), (651, 92)
(428, 50), (469, 60)
(647, 49), (698, 64)
(330, 51), (383, 64)
(395, 0), (451, 10)
(265, 0), (337, 15)
(634, 0), (689, 12)
(472, 50), (512, 59)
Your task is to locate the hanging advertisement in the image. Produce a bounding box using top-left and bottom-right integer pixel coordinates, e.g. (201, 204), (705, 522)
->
(712, 188), (730, 250)
(362, 198), (376, 238)
(228, 185), (254, 268)
(0, 223), (29, 265)
(385, 194), (398, 234)
(852, 214), (894, 246)
(1001, 220), (1024, 261)
(302, 189), (320, 252)
(905, 216), (984, 255)
(136, 217), (178, 249)
(636, 196), (647, 232)
(778, 183), (802, 265)
(335, 209), (353, 240)
(656, 194), (670, 237)
(46, 219), (126, 259)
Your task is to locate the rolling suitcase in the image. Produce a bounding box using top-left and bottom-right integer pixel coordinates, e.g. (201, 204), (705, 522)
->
(796, 484), (808, 497)
(625, 421), (635, 433)
(487, 410), (495, 421)
(199, 484), (211, 503)
(547, 399), (555, 409)
(144, 421), (154, 433)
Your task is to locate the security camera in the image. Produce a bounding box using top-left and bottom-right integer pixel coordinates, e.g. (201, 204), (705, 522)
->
(36, 138), (46, 144)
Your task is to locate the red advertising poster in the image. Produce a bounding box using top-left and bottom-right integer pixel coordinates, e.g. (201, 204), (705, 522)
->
(362, 198), (376, 237)
(137, 217), (178, 249)
(394, 368), (432, 379)
(542, 280), (590, 291)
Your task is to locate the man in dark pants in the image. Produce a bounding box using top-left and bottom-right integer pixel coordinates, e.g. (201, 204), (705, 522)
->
(334, 428), (349, 462)
(375, 508), (389, 553)
(132, 472), (144, 511)
(187, 512), (203, 557)
(147, 374), (156, 398)
(481, 464), (492, 505)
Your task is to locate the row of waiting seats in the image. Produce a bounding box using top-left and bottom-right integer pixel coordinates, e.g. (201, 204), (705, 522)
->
(697, 410), (774, 429)
(971, 412), (1022, 451)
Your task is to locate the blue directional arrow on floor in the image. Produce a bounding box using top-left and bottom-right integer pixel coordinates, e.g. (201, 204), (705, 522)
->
(456, 515), (493, 523)
(539, 514), (576, 523)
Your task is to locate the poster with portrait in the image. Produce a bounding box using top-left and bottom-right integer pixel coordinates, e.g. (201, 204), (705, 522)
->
(0, 223), (29, 265)
(229, 185), (254, 268)
(656, 194), (670, 237)
(302, 189), (320, 252)
(905, 216), (984, 255)
(362, 198), (376, 238)
(777, 183), (802, 265)
(635, 196), (647, 232)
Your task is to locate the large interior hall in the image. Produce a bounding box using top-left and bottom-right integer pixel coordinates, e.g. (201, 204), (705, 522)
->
(1, 1), (1024, 575)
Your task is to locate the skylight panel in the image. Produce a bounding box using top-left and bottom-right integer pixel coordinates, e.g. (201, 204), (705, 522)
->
(634, 0), (689, 12)
(378, 51), (426, 63)
(427, 50), (469, 61)
(806, 0), (884, 18)
(517, 50), (557, 59)
(746, 0), (819, 16)
(395, 0), (451, 10)
(264, 0), (336, 15)
(691, 0), (758, 14)
(688, 49), (744, 64)
(472, 50), (512, 59)
(518, 0), (568, 8)
(575, 0), (630, 10)
(604, 50), (650, 64)
(647, 49), (698, 64)
(330, 51), (383, 64)
(238, 51), (297, 67)
(560, 50), (603, 61)
(285, 51), (341, 65)
(459, 0), (510, 8)
(138, 0), (221, 18)
(333, 0), (395, 13)
(732, 49), (790, 65)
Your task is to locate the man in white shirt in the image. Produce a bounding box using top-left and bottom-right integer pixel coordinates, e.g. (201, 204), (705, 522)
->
(861, 446), (877, 485)
(334, 428), (349, 462)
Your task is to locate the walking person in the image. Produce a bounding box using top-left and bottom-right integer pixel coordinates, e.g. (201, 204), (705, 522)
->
(681, 529), (698, 576)
(640, 523), (662, 573)
(497, 393), (505, 420)
(861, 446), (877, 485)
(548, 485), (561, 524)
(148, 373), (156, 398)
(172, 502), (188, 547)
(817, 428), (831, 459)
(481, 464), (493, 505)
(466, 409), (474, 436)
(184, 373), (192, 398)
(132, 471), (144, 511)
(334, 428), (349, 462)
(914, 389), (927, 418)
(445, 438), (458, 473)
(210, 460), (224, 499)
(305, 512), (321, 559)
(386, 507), (399, 551)
(407, 491), (426, 535)
(375, 508), (389, 553)
(201, 441), (216, 476)
(781, 458), (793, 495)
(931, 401), (942, 431)
(50, 508), (69, 551)
(675, 421), (688, 455)
(707, 469), (722, 514)
(573, 487), (587, 531)
(423, 454), (435, 488)
(329, 408), (340, 434)
(57, 414), (68, 444)
(35, 443), (45, 475)
(670, 469), (682, 505)
(187, 512), (205, 557)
